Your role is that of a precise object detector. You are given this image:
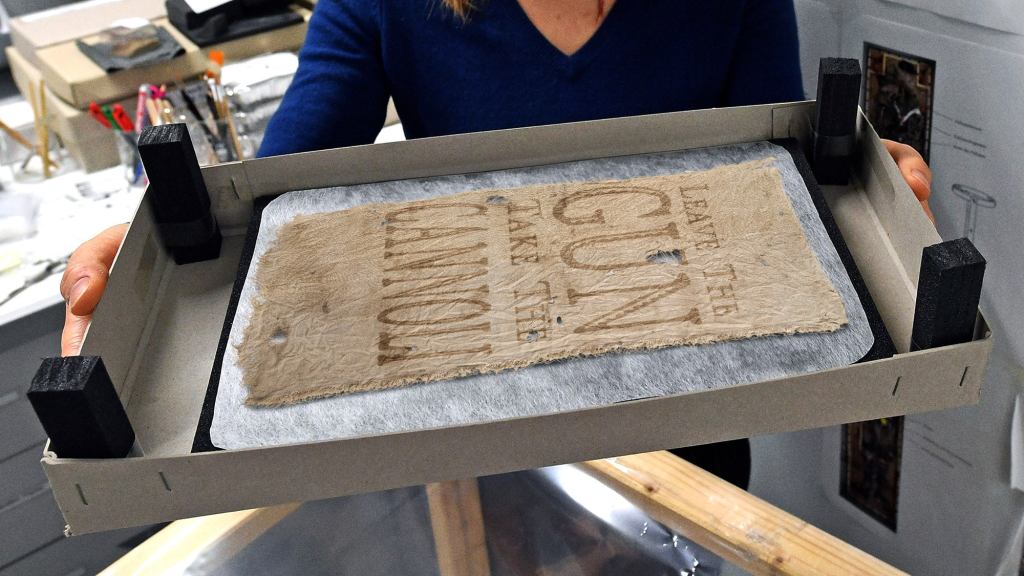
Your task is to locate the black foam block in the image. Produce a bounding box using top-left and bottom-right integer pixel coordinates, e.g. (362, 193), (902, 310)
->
(139, 123), (221, 265)
(28, 357), (135, 458)
(911, 238), (986, 351)
(813, 57), (862, 185)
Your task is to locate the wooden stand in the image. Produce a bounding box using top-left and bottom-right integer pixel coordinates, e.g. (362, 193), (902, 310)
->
(426, 479), (491, 576)
(582, 452), (906, 576)
(103, 453), (909, 575)
(0, 80), (59, 177)
(25, 79), (59, 178)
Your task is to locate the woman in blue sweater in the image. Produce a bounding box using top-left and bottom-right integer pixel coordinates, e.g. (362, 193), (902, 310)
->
(261, 0), (808, 155)
(59, 0), (933, 487)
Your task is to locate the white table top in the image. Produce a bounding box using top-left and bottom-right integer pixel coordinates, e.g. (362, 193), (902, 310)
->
(0, 100), (144, 327)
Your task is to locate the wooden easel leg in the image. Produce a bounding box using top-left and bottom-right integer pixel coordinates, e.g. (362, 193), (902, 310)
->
(581, 452), (908, 576)
(426, 479), (491, 576)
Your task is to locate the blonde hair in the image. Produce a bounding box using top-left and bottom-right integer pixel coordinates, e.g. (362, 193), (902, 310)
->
(442, 0), (474, 19)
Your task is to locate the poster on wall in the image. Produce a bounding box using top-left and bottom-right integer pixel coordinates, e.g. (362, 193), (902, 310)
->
(863, 43), (936, 162)
(840, 416), (904, 531)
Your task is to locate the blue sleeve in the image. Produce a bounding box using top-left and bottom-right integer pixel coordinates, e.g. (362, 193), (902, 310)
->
(722, 0), (805, 106)
(257, 0), (389, 157)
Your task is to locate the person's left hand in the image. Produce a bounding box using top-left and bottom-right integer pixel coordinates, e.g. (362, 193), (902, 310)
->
(883, 139), (934, 223)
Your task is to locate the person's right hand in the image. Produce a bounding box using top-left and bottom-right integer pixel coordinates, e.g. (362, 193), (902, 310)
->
(60, 224), (128, 356)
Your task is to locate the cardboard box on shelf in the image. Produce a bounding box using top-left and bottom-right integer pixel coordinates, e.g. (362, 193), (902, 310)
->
(33, 9), (310, 110)
(9, 0), (167, 68)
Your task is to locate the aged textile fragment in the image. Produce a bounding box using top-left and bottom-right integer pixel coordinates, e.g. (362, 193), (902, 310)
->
(239, 158), (848, 406)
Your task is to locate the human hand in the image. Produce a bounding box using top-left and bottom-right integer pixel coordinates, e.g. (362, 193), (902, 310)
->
(882, 139), (934, 223)
(60, 223), (128, 356)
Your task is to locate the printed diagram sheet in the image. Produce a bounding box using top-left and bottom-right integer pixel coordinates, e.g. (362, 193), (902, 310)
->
(806, 12), (1024, 575)
(880, 0), (1024, 35)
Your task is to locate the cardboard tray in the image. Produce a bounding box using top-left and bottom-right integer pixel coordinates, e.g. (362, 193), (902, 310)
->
(40, 101), (992, 535)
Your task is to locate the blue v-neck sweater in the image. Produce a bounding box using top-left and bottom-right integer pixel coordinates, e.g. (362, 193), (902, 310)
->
(258, 0), (803, 157)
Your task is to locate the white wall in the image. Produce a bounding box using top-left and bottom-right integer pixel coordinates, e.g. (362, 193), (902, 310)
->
(794, 0), (842, 99)
(753, 2), (1024, 574)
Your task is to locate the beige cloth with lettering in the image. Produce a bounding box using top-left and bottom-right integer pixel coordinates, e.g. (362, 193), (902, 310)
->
(239, 158), (847, 406)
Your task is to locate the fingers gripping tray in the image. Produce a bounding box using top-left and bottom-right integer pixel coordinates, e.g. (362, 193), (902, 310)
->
(30, 71), (991, 535)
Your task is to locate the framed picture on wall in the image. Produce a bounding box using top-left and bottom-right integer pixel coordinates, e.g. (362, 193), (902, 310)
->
(840, 416), (904, 531)
(863, 43), (936, 162)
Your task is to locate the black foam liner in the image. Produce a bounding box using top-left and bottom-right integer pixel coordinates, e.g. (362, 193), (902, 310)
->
(772, 138), (896, 362)
(192, 196), (271, 453)
(191, 139), (897, 453)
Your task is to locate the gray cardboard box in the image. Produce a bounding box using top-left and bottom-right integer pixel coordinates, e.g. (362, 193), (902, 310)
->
(37, 101), (992, 535)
